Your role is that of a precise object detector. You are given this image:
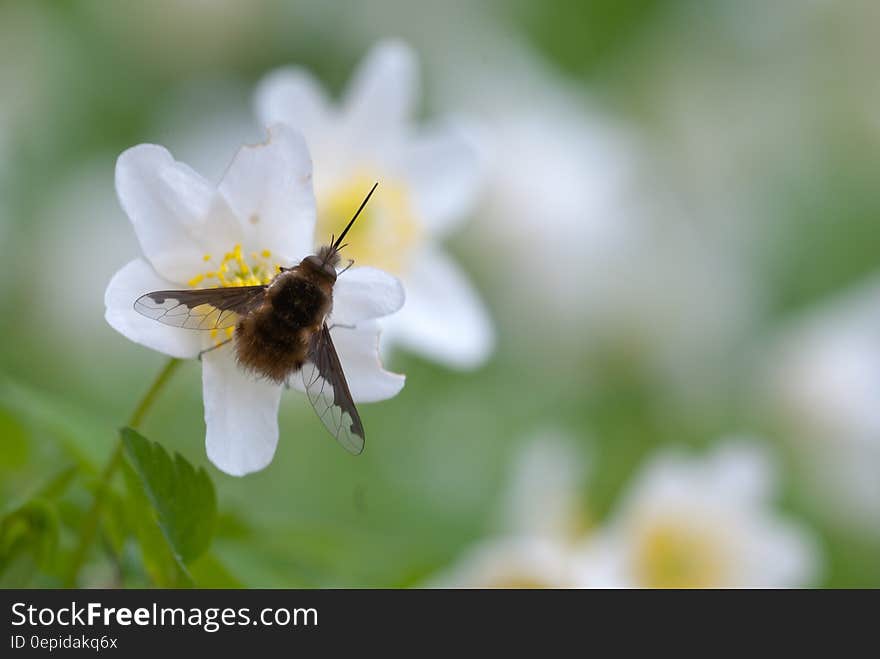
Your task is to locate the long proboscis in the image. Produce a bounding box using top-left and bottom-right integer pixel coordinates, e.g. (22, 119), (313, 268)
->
(331, 182), (379, 252)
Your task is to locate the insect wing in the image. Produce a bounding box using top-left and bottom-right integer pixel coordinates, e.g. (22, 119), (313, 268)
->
(134, 286), (266, 330)
(301, 324), (365, 454)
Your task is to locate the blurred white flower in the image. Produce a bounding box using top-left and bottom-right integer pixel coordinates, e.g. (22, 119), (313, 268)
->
(581, 441), (821, 588)
(434, 36), (643, 335)
(255, 40), (492, 370)
(431, 34), (759, 400)
(104, 125), (404, 476)
(765, 276), (880, 534)
(435, 432), (594, 588)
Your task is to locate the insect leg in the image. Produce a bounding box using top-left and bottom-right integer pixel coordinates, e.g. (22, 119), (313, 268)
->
(328, 323), (356, 331)
(198, 338), (233, 360)
(338, 259), (355, 275)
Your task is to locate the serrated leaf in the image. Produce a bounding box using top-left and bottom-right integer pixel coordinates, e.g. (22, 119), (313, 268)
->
(121, 463), (193, 588)
(121, 427), (216, 564)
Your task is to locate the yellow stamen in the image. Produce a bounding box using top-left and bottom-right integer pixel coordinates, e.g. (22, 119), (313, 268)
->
(192, 243), (277, 289)
(188, 243), (278, 346)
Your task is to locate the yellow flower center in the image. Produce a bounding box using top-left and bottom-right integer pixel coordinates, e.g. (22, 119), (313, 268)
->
(189, 244), (278, 289)
(635, 520), (726, 588)
(317, 173), (421, 274)
(188, 244), (279, 343)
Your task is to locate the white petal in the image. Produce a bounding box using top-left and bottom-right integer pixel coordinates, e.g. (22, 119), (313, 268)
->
(384, 247), (493, 369)
(396, 124), (481, 237)
(706, 440), (776, 507)
(104, 258), (202, 359)
(331, 266), (405, 326)
(341, 40), (418, 147)
(433, 536), (588, 588)
(575, 534), (632, 588)
(290, 321), (404, 403)
(741, 517), (822, 587)
(331, 322), (404, 402)
(503, 433), (588, 539)
(202, 347), (283, 476)
(218, 124), (316, 264)
(254, 67), (330, 139)
(115, 144), (242, 283)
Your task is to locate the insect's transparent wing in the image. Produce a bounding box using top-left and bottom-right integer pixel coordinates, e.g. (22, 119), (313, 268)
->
(301, 324), (365, 454)
(134, 286), (266, 330)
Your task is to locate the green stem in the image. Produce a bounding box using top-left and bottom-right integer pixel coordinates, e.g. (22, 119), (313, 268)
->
(126, 358), (183, 430)
(64, 358), (182, 586)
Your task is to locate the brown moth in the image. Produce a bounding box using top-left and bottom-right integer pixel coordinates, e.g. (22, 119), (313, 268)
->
(133, 183), (379, 454)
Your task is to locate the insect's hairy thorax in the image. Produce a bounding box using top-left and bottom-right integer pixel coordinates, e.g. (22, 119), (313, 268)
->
(267, 268), (333, 330)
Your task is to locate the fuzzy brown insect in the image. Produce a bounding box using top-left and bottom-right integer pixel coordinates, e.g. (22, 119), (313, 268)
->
(133, 183), (379, 454)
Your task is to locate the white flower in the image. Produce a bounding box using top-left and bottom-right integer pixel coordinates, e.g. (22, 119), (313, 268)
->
(434, 432), (595, 588)
(430, 33), (759, 399)
(764, 276), (880, 534)
(581, 441), (821, 588)
(255, 40), (492, 370)
(434, 37), (644, 333)
(104, 125), (405, 476)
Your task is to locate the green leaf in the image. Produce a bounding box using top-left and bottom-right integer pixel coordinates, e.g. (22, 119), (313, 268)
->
(121, 427), (217, 564)
(121, 464), (193, 588)
(189, 551), (243, 588)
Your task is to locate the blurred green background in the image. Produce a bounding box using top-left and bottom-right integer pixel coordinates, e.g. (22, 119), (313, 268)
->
(1, 0), (879, 587)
